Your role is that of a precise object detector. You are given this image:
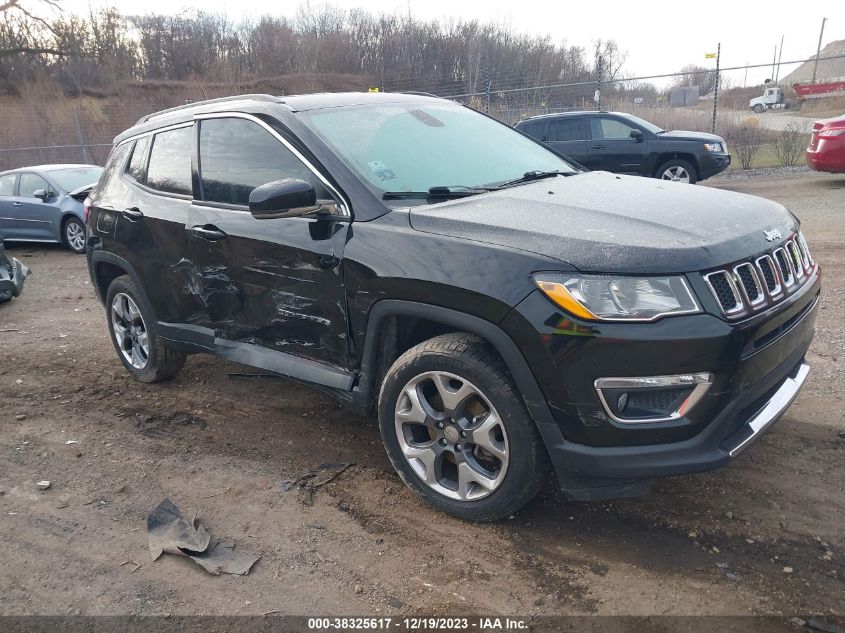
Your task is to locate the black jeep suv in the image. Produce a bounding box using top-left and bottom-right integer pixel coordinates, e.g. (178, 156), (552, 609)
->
(86, 92), (819, 521)
(516, 111), (731, 184)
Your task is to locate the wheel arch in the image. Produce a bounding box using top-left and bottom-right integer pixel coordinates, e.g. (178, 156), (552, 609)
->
(59, 210), (84, 240)
(653, 152), (700, 178)
(89, 251), (157, 320)
(354, 301), (557, 433)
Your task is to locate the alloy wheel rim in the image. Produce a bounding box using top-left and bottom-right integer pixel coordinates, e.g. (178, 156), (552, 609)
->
(662, 166), (690, 183)
(66, 221), (85, 251)
(394, 371), (509, 501)
(111, 293), (149, 369)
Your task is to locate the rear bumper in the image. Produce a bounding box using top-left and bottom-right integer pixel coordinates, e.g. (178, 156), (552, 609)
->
(806, 149), (845, 173)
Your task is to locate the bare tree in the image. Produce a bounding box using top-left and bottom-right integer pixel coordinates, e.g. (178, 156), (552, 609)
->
(1, 4), (626, 97)
(673, 64), (718, 96)
(724, 120), (766, 170)
(774, 121), (810, 167)
(0, 0), (65, 58)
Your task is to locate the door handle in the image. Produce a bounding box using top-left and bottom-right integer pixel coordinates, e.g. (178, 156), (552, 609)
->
(591, 144), (605, 149)
(191, 225), (227, 241)
(122, 207), (143, 221)
(13, 202), (22, 206)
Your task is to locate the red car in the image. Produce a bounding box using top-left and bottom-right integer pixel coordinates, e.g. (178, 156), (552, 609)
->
(806, 115), (845, 173)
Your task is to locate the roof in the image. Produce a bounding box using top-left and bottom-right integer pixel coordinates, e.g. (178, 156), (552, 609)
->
(118, 91), (449, 143)
(521, 110), (614, 122)
(0, 164), (101, 176)
(280, 91), (445, 112)
(137, 91), (445, 123)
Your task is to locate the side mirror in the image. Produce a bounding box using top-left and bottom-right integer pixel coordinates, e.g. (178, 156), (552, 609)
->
(629, 129), (644, 141)
(33, 188), (49, 200)
(248, 178), (338, 219)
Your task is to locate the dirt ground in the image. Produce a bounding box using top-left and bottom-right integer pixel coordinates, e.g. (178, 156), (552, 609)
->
(0, 171), (843, 619)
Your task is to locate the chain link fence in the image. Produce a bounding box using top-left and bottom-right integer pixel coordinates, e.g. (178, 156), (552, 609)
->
(443, 53), (845, 130)
(1, 53), (843, 171)
(0, 144), (113, 171)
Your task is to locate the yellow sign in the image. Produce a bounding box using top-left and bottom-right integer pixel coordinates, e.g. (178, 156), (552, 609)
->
(705, 53), (717, 59)
(368, 87), (380, 93)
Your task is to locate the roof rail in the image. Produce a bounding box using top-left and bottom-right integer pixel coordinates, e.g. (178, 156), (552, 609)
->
(135, 94), (284, 125)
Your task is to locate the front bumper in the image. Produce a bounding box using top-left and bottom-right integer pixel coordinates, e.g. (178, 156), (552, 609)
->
(548, 353), (809, 499)
(503, 266), (819, 499)
(0, 247), (30, 302)
(698, 152), (731, 180)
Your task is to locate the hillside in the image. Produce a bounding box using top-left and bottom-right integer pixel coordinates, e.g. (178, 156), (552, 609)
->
(782, 39), (845, 84)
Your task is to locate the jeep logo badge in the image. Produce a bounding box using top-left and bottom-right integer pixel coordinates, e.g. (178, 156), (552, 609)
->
(764, 229), (782, 242)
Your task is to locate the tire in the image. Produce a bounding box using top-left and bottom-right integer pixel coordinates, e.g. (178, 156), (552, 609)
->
(105, 275), (186, 382)
(655, 158), (698, 184)
(378, 333), (549, 521)
(752, 104), (765, 114)
(62, 216), (86, 254)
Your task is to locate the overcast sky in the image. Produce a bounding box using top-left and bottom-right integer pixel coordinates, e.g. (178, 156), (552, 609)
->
(56, 0), (845, 87)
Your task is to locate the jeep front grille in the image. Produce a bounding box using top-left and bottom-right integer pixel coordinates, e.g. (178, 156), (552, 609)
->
(703, 232), (816, 319)
(774, 247), (794, 288)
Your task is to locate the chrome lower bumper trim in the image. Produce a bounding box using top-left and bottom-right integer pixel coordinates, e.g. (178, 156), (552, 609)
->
(728, 362), (810, 457)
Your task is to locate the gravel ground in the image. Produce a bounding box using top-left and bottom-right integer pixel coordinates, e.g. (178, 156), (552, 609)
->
(710, 166), (811, 181)
(0, 171), (843, 619)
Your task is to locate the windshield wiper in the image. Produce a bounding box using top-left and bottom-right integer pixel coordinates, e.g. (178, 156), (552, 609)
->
(492, 170), (574, 190)
(382, 185), (492, 200)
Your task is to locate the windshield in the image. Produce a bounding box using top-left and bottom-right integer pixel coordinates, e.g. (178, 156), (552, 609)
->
(46, 166), (102, 192)
(624, 114), (664, 134)
(301, 102), (576, 196)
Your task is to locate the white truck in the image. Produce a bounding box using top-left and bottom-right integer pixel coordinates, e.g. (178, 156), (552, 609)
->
(749, 87), (794, 113)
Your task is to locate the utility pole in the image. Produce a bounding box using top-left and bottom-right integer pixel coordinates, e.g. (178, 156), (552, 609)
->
(771, 45), (777, 81)
(775, 35), (784, 83)
(711, 43), (720, 135)
(811, 17), (827, 84)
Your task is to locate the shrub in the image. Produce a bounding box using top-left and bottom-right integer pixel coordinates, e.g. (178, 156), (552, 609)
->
(723, 119), (766, 170)
(774, 121), (810, 167)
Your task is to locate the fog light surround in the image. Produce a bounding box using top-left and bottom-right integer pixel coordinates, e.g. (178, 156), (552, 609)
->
(594, 373), (713, 424)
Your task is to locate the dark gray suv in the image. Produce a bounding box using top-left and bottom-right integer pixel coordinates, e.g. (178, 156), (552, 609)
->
(516, 111), (731, 184)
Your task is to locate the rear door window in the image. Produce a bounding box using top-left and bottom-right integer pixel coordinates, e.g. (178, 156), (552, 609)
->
(127, 136), (151, 183)
(0, 174), (16, 196)
(145, 126), (193, 195)
(198, 117), (325, 206)
(549, 118), (586, 142)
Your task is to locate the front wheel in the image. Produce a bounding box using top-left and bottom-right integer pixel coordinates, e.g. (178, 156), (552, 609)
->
(63, 216), (86, 254)
(752, 104), (765, 114)
(105, 275), (186, 382)
(656, 159), (698, 184)
(378, 333), (549, 521)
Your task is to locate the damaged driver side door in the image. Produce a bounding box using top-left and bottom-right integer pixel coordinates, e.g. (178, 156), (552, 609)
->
(186, 114), (352, 386)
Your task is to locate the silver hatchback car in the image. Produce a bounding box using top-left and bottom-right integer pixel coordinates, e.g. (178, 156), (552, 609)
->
(0, 164), (102, 254)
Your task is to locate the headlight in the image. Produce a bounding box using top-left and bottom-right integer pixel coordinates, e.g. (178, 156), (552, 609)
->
(704, 142), (724, 152)
(534, 274), (701, 322)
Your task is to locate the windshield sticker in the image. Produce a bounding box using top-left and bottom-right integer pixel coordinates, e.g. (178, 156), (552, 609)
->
(368, 160), (397, 182)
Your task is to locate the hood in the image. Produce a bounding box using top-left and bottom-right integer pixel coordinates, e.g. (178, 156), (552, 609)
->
(656, 129), (724, 143)
(68, 183), (97, 202)
(408, 172), (797, 274)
